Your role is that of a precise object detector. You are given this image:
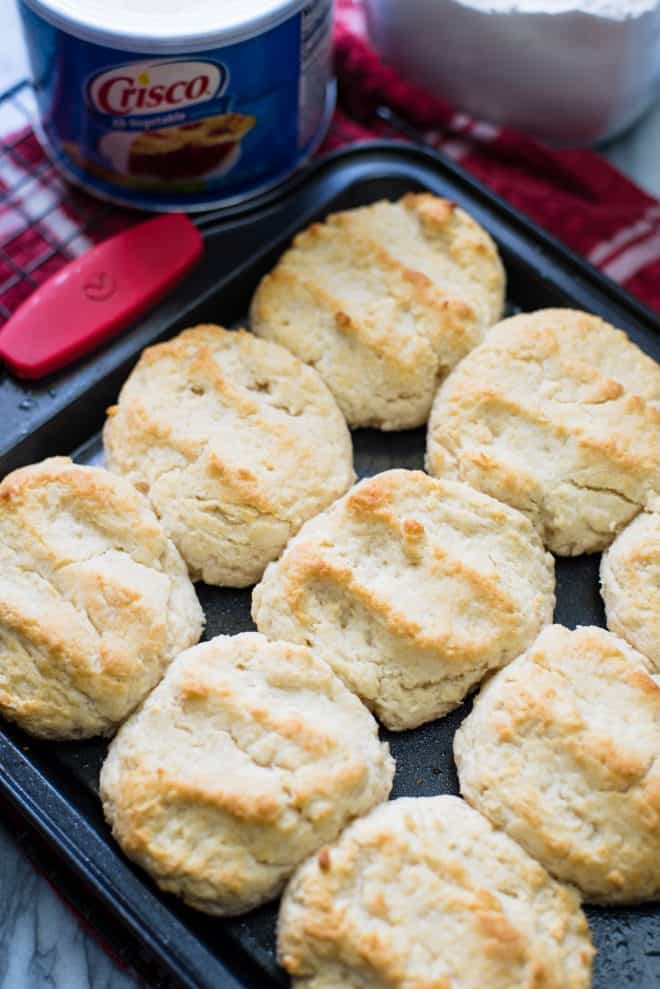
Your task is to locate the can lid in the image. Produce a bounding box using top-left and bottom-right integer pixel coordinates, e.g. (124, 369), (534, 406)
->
(20, 0), (311, 52)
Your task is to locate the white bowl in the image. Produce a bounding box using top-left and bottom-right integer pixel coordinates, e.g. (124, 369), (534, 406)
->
(365, 0), (660, 146)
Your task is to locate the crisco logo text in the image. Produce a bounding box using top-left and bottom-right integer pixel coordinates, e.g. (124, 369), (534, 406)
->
(89, 60), (225, 117)
(97, 75), (209, 115)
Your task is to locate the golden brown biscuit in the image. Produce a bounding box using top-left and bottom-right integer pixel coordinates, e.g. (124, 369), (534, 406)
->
(103, 325), (354, 587)
(427, 308), (660, 555)
(100, 633), (394, 915)
(253, 469), (555, 730)
(0, 457), (203, 739)
(601, 509), (660, 670)
(250, 194), (505, 429)
(278, 796), (594, 989)
(455, 624), (660, 904)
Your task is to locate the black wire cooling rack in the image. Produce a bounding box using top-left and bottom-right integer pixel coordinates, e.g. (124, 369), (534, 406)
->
(0, 79), (135, 325)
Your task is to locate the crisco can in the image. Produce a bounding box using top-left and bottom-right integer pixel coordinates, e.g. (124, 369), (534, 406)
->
(19, 0), (335, 211)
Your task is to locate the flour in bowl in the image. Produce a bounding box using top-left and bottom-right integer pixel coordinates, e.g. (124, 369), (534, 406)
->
(455, 0), (658, 17)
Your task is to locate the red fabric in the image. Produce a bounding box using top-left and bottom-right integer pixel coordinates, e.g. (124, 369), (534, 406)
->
(329, 0), (660, 312)
(1, 0), (659, 324)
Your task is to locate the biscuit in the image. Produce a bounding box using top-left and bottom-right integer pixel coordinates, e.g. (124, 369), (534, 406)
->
(426, 308), (660, 555)
(455, 624), (660, 904)
(252, 469), (555, 730)
(277, 795), (594, 989)
(0, 458), (203, 739)
(100, 632), (394, 916)
(103, 325), (354, 587)
(250, 194), (505, 430)
(600, 510), (660, 671)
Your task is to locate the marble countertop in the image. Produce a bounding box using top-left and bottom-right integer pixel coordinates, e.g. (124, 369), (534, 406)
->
(0, 3), (659, 989)
(0, 822), (137, 989)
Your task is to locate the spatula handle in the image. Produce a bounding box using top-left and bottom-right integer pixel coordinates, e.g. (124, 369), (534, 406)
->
(0, 213), (203, 380)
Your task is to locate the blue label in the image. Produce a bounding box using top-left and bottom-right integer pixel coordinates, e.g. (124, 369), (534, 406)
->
(18, 1), (333, 210)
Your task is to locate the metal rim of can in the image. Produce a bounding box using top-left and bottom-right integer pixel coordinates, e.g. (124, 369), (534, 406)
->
(19, 0), (318, 53)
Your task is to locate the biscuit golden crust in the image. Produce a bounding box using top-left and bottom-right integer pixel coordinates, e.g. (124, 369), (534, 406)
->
(426, 308), (660, 555)
(250, 194), (505, 430)
(601, 510), (660, 671)
(103, 325), (354, 587)
(455, 624), (660, 904)
(277, 795), (594, 989)
(252, 469), (555, 730)
(0, 457), (203, 739)
(100, 633), (394, 916)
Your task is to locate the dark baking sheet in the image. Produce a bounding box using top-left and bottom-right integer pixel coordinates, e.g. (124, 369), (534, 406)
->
(0, 144), (658, 989)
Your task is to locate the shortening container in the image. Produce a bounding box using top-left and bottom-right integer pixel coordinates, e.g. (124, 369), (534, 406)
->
(19, 0), (335, 210)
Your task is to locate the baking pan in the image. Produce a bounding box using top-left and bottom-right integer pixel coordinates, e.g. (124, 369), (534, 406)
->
(0, 143), (658, 989)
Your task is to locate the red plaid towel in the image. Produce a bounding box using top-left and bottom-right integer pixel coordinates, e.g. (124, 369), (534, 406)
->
(1, 0), (659, 324)
(329, 0), (660, 313)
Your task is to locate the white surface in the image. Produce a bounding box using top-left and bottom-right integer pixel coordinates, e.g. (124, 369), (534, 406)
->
(22, 0), (311, 50)
(604, 105), (660, 196)
(0, 821), (138, 989)
(452, 0), (659, 16)
(0, 2), (659, 988)
(0, 1), (29, 95)
(366, 0), (660, 144)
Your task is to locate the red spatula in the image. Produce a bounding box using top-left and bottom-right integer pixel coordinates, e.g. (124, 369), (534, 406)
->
(0, 213), (204, 379)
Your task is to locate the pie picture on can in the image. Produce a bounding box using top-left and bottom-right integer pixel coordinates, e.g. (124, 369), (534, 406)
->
(99, 113), (256, 184)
